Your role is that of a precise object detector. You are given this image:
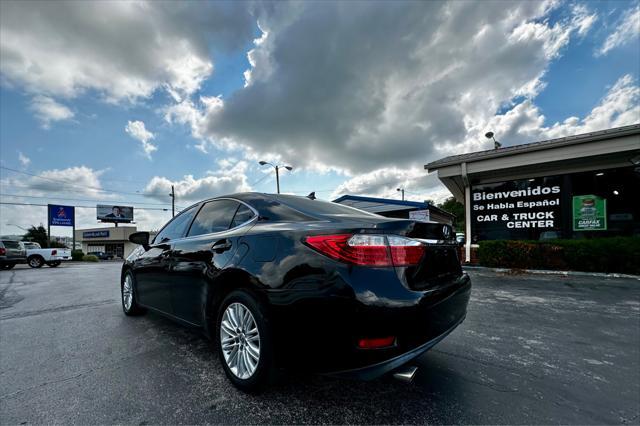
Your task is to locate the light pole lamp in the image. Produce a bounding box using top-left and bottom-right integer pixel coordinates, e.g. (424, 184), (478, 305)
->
(485, 131), (502, 149)
(397, 187), (405, 201)
(258, 161), (293, 194)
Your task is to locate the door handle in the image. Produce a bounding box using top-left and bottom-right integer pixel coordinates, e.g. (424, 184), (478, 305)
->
(212, 239), (232, 253)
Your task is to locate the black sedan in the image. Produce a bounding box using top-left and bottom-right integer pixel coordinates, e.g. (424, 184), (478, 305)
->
(122, 193), (470, 391)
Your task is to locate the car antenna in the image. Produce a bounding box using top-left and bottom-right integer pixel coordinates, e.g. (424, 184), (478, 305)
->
(307, 191), (316, 200)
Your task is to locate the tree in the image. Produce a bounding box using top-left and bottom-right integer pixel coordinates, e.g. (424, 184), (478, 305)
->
(21, 225), (67, 248)
(22, 225), (49, 247)
(437, 197), (465, 232)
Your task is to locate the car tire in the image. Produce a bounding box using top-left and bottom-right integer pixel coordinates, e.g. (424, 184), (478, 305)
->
(28, 256), (44, 268)
(47, 261), (61, 267)
(121, 271), (145, 316)
(216, 290), (275, 392)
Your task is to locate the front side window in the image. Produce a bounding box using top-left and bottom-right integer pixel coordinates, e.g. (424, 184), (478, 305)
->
(154, 205), (199, 243)
(187, 200), (240, 237)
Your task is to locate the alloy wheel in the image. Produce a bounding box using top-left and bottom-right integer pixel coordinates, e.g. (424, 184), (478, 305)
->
(122, 274), (133, 311)
(220, 302), (260, 379)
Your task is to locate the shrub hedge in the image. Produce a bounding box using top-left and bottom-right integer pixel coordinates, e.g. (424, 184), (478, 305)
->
(82, 254), (99, 262)
(71, 250), (84, 261)
(478, 237), (640, 275)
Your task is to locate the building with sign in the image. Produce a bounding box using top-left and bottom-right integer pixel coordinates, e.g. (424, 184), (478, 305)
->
(425, 124), (640, 262)
(74, 226), (140, 259)
(333, 195), (454, 225)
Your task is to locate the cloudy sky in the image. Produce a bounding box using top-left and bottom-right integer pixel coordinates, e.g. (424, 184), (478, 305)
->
(1, 0), (639, 236)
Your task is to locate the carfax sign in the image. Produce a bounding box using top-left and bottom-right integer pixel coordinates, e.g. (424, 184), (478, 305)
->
(572, 195), (607, 231)
(471, 177), (562, 240)
(48, 204), (75, 227)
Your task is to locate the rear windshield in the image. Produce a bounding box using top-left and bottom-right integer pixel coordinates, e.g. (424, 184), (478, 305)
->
(1, 240), (22, 249)
(272, 195), (379, 218)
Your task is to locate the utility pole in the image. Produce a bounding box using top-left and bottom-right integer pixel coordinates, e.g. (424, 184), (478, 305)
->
(169, 185), (175, 217)
(275, 166), (280, 194)
(397, 188), (405, 201)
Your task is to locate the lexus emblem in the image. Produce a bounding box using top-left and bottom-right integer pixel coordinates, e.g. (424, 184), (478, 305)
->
(442, 226), (451, 238)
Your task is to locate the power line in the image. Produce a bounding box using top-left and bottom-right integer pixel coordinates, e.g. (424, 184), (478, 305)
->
(0, 193), (173, 206)
(0, 201), (170, 211)
(248, 173), (272, 187)
(0, 166), (145, 196)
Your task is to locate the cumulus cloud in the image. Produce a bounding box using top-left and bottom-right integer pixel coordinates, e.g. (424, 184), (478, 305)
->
(125, 120), (157, 159)
(17, 151), (31, 167)
(458, 73), (640, 151)
(0, 165), (174, 234)
(176, 1), (600, 177)
(332, 167), (451, 203)
(0, 0), (254, 118)
(29, 95), (74, 128)
(597, 5), (640, 56)
(143, 160), (251, 203)
(21, 166), (106, 197)
(163, 96), (224, 152)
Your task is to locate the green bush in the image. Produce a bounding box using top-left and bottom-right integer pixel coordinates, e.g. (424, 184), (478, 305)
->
(478, 237), (640, 274)
(71, 250), (84, 261)
(82, 254), (99, 262)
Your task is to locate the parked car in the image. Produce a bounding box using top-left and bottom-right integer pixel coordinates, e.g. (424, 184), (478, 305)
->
(0, 240), (27, 270)
(87, 251), (114, 260)
(23, 242), (71, 268)
(122, 193), (471, 391)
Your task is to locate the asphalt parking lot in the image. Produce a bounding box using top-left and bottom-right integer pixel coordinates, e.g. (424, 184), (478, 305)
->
(1, 263), (638, 425)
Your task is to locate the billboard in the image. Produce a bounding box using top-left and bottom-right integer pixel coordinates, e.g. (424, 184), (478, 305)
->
(573, 195), (607, 231)
(97, 205), (134, 223)
(48, 204), (75, 227)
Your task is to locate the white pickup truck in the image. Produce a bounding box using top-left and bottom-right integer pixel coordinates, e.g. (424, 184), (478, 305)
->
(23, 242), (72, 268)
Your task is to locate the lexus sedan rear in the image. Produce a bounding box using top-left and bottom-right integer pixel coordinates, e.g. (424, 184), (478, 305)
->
(122, 193), (470, 391)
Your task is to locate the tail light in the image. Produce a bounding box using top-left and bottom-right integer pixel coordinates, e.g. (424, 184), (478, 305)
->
(0, 248), (5, 256)
(357, 336), (396, 349)
(51, 250), (57, 256)
(304, 234), (425, 267)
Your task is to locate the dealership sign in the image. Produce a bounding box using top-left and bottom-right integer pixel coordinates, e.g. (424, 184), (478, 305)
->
(471, 177), (562, 240)
(48, 204), (75, 227)
(573, 195), (607, 231)
(83, 230), (110, 239)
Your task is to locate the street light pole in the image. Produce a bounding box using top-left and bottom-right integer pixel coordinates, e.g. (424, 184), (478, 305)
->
(259, 161), (293, 194)
(169, 185), (175, 217)
(397, 188), (405, 201)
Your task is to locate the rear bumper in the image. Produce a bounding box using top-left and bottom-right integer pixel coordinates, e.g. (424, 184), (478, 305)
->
(327, 314), (465, 380)
(50, 256), (71, 261)
(268, 272), (471, 375)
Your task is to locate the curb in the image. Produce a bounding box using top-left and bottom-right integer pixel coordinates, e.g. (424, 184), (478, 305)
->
(462, 265), (640, 281)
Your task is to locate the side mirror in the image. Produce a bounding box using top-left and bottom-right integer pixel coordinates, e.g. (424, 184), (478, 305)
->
(129, 231), (150, 250)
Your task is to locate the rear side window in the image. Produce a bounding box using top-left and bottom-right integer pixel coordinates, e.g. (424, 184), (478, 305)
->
(275, 195), (379, 217)
(154, 205), (199, 243)
(188, 200), (240, 237)
(2, 240), (22, 249)
(231, 204), (255, 228)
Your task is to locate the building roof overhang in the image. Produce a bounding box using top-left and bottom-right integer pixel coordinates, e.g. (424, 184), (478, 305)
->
(423, 124), (640, 201)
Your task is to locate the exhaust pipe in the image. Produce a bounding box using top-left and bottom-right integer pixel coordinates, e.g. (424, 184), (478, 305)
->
(392, 365), (418, 383)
